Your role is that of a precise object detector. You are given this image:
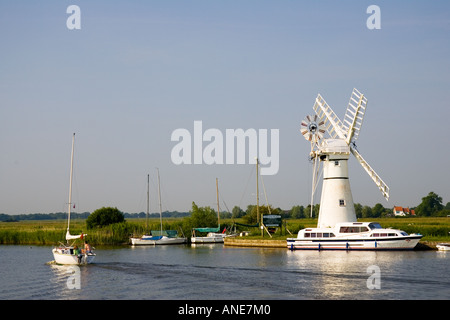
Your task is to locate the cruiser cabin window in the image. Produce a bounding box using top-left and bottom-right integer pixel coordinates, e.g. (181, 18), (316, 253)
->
(371, 233), (399, 237)
(304, 232), (335, 238)
(339, 226), (370, 233)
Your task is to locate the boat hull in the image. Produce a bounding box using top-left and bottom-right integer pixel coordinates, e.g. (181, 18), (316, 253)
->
(131, 236), (186, 245)
(436, 243), (450, 251)
(52, 248), (96, 265)
(191, 233), (226, 243)
(287, 235), (422, 250)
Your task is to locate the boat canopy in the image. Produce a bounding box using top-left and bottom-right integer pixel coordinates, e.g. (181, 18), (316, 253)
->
(151, 230), (179, 237)
(193, 227), (220, 233)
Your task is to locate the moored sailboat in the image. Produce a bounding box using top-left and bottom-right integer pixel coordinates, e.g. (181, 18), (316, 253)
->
(191, 178), (227, 244)
(130, 169), (186, 245)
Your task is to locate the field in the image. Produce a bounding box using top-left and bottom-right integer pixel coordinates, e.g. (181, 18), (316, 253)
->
(0, 216), (449, 246)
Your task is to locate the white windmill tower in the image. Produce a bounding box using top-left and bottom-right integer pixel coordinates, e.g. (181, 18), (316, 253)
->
(301, 88), (389, 229)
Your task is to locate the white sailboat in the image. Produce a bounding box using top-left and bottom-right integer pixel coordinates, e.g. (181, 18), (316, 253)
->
(130, 174), (153, 245)
(130, 169), (186, 245)
(52, 133), (96, 264)
(191, 178), (227, 244)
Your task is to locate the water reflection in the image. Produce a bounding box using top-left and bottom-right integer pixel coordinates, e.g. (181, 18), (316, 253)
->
(285, 250), (450, 299)
(49, 262), (97, 299)
(1, 245), (449, 299)
(286, 251), (406, 299)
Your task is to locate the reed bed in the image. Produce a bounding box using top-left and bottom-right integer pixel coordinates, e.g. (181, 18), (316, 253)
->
(0, 217), (448, 245)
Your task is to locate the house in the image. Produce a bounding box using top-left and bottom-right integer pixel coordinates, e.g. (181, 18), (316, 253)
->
(393, 206), (415, 216)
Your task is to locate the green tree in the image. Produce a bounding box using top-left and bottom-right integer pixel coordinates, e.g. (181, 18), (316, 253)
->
(231, 206), (245, 219)
(416, 192), (444, 216)
(354, 203), (363, 218)
(243, 205), (280, 225)
(304, 204), (319, 218)
(372, 203), (385, 218)
(290, 205), (305, 219)
(86, 207), (125, 229)
(183, 202), (218, 231)
(361, 205), (373, 218)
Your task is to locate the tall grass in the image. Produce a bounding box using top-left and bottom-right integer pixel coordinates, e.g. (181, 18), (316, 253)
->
(0, 220), (66, 245)
(0, 218), (187, 245)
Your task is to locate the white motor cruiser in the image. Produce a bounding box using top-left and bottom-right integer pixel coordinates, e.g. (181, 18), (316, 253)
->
(288, 221), (422, 250)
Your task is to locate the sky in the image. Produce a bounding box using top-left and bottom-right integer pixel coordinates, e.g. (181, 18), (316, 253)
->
(1, 1), (449, 215)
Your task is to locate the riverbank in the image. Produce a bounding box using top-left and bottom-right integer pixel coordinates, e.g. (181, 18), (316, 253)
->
(223, 238), (441, 250)
(0, 217), (448, 247)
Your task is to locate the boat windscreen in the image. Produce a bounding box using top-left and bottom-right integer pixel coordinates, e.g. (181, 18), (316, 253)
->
(368, 223), (382, 229)
(151, 230), (179, 237)
(193, 227), (220, 233)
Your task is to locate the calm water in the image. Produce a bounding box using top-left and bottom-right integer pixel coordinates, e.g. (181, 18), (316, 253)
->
(0, 244), (449, 300)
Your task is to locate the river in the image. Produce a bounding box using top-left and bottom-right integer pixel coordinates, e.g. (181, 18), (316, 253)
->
(0, 244), (449, 301)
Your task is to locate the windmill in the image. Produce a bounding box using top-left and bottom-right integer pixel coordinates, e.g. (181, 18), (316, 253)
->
(301, 88), (389, 228)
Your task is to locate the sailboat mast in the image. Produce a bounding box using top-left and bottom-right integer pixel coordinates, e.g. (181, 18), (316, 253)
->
(157, 168), (163, 234)
(146, 174), (149, 231)
(216, 178), (220, 228)
(67, 133), (75, 233)
(256, 158), (261, 235)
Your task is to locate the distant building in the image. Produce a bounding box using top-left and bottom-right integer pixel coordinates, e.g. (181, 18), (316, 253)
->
(393, 206), (415, 216)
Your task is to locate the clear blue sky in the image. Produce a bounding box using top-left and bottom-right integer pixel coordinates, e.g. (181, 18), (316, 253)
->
(1, 1), (449, 215)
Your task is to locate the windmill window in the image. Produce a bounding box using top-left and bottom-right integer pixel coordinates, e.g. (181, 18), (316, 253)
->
(334, 161), (340, 166)
(339, 199), (346, 207)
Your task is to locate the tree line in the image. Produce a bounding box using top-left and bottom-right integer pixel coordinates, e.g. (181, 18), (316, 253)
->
(231, 191), (450, 219)
(0, 210), (190, 222)
(1, 191), (448, 223)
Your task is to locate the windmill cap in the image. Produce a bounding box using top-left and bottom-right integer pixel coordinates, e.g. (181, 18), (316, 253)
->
(319, 139), (350, 154)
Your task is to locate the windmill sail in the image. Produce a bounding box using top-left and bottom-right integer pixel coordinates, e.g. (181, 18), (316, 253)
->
(342, 88), (367, 144)
(350, 145), (389, 201)
(313, 94), (346, 140)
(313, 89), (389, 202)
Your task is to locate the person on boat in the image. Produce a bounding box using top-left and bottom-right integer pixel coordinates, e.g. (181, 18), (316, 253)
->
(84, 241), (92, 254)
(73, 245), (82, 264)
